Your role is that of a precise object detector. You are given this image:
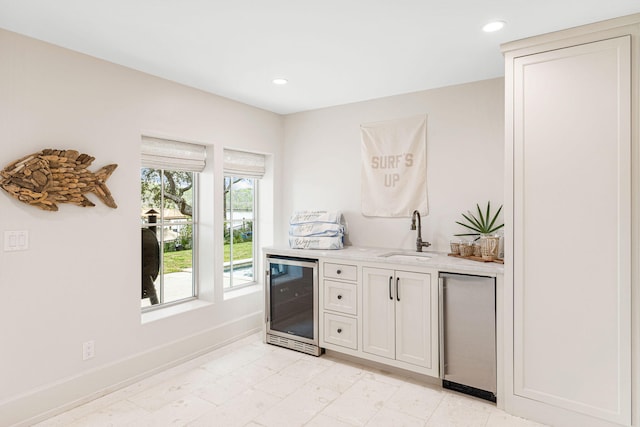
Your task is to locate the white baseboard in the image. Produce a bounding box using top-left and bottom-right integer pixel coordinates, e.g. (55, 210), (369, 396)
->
(2, 311), (262, 427)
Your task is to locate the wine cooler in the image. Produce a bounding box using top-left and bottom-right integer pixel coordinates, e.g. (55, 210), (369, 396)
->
(265, 255), (321, 356)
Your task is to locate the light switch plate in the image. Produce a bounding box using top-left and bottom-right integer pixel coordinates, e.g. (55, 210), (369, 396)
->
(4, 230), (28, 251)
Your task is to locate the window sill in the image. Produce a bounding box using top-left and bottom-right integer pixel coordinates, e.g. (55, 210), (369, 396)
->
(224, 282), (262, 300)
(141, 299), (212, 324)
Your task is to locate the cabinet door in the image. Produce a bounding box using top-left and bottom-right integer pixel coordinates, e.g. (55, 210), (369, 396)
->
(395, 270), (436, 373)
(362, 267), (395, 359)
(511, 35), (631, 424)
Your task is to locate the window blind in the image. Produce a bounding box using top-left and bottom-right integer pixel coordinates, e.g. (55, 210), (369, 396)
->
(141, 136), (207, 172)
(223, 149), (266, 178)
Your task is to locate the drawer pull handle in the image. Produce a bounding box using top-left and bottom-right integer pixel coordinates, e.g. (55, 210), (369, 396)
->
(336, 269), (342, 274)
(337, 294), (343, 300)
(337, 328), (342, 333)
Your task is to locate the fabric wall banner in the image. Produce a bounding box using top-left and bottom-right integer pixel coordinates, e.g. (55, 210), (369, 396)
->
(360, 115), (428, 217)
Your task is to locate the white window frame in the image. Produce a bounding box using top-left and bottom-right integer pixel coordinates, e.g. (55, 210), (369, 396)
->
(141, 136), (206, 311)
(223, 148), (265, 292)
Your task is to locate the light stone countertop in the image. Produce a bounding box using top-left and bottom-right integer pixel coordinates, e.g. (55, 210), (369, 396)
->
(263, 245), (504, 276)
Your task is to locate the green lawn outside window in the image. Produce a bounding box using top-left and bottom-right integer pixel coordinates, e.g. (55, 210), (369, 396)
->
(163, 241), (253, 274)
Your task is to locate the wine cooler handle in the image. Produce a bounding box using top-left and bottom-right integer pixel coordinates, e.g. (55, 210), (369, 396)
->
(265, 269), (270, 323)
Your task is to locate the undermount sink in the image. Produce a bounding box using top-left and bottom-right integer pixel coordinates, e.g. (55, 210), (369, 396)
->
(379, 251), (433, 261)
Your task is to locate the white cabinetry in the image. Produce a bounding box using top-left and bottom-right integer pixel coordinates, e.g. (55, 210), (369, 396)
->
(320, 261), (359, 351)
(318, 259), (439, 379)
(503, 16), (635, 427)
(362, 267), (439, 377)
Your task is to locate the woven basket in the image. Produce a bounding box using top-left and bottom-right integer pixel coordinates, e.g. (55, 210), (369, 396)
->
(450, 241), (461, 255)
(473, 243), (482, 257)
(480, 236), (500, 260)
(459, 243), (474, 257)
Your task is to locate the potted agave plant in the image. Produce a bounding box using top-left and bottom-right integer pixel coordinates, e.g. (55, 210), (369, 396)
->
(455, 201), (504, 260)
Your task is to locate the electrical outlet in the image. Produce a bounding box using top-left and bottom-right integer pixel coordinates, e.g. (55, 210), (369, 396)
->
(82, 340), (95, 360)
(4, 230), (28, 251)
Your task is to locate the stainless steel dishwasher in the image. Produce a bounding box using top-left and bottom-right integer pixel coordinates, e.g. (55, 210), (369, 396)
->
(439, 272), (496, 402)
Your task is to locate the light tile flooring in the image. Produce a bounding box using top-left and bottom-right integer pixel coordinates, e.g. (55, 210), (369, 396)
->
(35, 334), (546, 427)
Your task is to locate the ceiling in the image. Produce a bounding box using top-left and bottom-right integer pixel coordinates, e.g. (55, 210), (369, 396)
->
(0, 1), (639, 115)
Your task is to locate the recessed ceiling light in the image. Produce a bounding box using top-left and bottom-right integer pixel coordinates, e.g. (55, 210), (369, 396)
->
(483, 21), (506, 33)
(272, 78), (288, 85)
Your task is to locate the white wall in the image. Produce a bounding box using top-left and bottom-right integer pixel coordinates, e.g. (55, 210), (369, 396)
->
(281, 78), (504, 252)
(0, 29), (282, 425)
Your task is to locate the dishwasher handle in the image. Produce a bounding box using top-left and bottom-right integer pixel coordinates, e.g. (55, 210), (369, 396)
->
(438, 276), (446, 379)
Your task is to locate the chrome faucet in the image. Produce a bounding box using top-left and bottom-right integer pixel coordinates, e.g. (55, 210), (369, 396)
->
(410, 210), (431, 252)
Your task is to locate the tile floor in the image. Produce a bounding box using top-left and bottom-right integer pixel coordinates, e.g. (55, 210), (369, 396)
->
(35, 334), (546, 427)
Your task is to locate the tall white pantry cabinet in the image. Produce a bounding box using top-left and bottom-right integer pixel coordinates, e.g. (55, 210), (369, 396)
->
(502, 15), (639, 427)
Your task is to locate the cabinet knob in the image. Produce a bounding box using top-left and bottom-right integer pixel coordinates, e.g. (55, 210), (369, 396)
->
(337, 328), (342, 334)
(337, 294), (343, 300)
(336, 269), (342, 274)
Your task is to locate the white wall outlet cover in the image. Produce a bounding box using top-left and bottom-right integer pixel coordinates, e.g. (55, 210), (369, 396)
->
(82, 340), (95, 360)
(4, 230), (29, 251)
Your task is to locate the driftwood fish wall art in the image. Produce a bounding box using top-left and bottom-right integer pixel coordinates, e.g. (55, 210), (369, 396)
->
(0, 149), (118, 211)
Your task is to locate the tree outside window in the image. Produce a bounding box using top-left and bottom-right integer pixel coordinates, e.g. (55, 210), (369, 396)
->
(141, 168), (196, 307)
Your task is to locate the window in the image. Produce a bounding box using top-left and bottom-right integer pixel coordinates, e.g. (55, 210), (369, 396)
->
(223, 149), (265, 290)
(141, 137), (206, 308)
(224, 176), (255, 289)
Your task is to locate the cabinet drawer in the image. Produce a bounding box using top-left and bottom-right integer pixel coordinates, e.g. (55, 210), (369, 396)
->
(324, 280), (357, 315)
(324, 262), (357, 281)
(324, 313), (357, 350)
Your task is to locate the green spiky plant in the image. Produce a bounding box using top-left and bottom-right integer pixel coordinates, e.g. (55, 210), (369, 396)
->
(455, 201), (504, 240)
